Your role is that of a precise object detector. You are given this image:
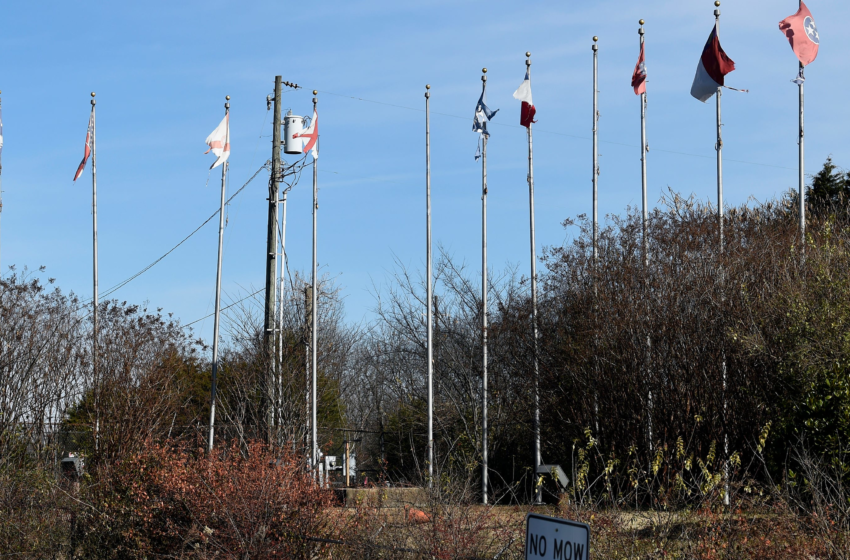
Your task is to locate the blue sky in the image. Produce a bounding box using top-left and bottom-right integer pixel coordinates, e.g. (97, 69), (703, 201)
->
(2, 0), (847, 344)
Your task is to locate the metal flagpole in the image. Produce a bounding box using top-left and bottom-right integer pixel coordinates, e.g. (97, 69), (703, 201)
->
(715, 4), (724, 250)
(639, 24), (648, 267)
(481, 68), (490, 505)
(524, 52), (543, 505)
(639, 19), (654, 454)
(798, 0), (805, 246)
(305, 284), (312, 463)
(91, 92), (100, 451)
(425, 84), (434, 486)
(311, 90), (319, 474)
(208, 96), (230, 452)
(592, 38), (599, 265)
(713, 0), (731, 507)
(591, 37), (600, 438)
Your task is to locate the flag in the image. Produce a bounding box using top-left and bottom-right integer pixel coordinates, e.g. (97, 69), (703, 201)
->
(632, 42), (647, 95)
(204, 113), (230, 169)
(73, 109), (94, 182)
(512, 69), (536, 128)
(690, 24), (736, 102)
(779, 1), (819, 67)
(293, 108), (318, 159)
(472, 82), (498, 137)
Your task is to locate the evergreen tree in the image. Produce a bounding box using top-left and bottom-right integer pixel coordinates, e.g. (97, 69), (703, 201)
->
(807, 156), (850, 218)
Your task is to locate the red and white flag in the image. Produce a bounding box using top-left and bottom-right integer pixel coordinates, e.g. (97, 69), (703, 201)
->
(73, 109), (94, 182)
(779, 1), (819, 67)
(632, 42), (647, 95)
(690, 23), (736, 102)
(512, 69), (536, 128)
(294, 108), (318, 159)
(204, 113), (230, 169)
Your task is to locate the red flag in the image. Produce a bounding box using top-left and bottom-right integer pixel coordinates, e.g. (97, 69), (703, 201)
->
(512, 69), (536, 128)
(632, 42), (647, 95)
(690, 24), (736, 102)
(779, 1), (819, 66)
(73, 109), (94, 182)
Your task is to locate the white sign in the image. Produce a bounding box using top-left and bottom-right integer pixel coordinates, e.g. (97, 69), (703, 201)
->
(525, 513), (590, 560)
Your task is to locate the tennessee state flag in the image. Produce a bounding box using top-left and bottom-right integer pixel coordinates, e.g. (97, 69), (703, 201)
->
(632, 42), (647, 95)
(512, 69), (536, 128)
(779, 1), (819, 66)
(690, 23), (736, 102)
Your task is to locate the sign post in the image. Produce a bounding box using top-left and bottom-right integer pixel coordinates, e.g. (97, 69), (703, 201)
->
(526, 513), (590, 560)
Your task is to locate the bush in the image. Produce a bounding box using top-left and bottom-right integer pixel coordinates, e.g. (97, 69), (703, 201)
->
(75, 439), (334, 559)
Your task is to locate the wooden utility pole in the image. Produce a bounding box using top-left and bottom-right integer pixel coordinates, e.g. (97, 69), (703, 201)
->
(264, 76), (282, 440)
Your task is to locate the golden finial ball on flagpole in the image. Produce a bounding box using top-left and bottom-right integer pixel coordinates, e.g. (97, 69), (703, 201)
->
(715, 1), (720, 6)
(313, 90), (318, 95)
(91, 92), (96, 97)
(593, 36), (598, 42)
(225, 95), (230, 100)
(639, 19), (645, 25)
(426, 84), (430, 89)
(526, 51), (531, 58)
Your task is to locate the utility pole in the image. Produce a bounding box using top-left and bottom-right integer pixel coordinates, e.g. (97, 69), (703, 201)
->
(264, 76), (282, 442)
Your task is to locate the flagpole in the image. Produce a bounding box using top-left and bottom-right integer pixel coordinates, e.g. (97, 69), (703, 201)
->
(425, 84), (434, 487)
(798, 0), (805, 246)
(713, 0), (731, 508)
(522, 52), (543, 505)
(311, 90), (319, 475)
(714, 4), (724, 249)
(639, 24), (648, 267)
(591, 37), (601, 439)
(90, 92), (100, 452)
(481, 68), (490, 505)
(592, 38), (599, 266)
(208, 96), (230, 453)
(635, 19), (654, 460)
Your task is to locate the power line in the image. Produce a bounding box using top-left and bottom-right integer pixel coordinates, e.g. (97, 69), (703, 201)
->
(78, 162), (270, 309)
(183, 287), (265, 328)
(317, 89), (795, 171)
